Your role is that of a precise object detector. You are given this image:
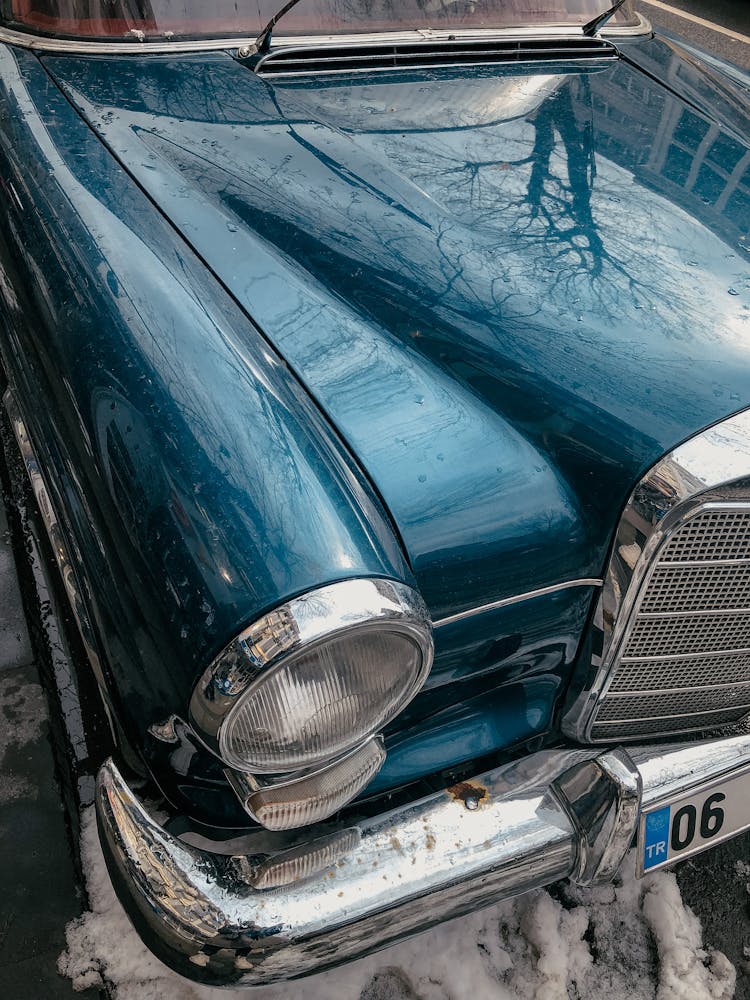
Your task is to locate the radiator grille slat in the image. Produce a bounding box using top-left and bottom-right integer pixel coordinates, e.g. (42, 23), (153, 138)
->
(592, 707), (750, 740)
(610, 651), (750, 692)
(641, 563), (750, 613)
(626, 612), (750, 658)
(591, 504), (750, 740)
(596, 686), (750, 722)
(660, 509), (750, 562)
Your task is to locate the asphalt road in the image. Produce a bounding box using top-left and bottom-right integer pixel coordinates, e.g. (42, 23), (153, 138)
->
(640, 0), (750, 68)
(0, 494), (96, 1000)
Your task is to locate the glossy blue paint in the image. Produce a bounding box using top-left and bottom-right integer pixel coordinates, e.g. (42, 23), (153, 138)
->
(46, 37), (750, 633)
(2, 33), (750, 812)
(370, 676), (557, 793)
(145, 585), (593, 823)
(428, 585), (596, 689)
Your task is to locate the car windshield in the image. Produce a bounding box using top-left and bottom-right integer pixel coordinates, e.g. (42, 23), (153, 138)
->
(3, 0), (638, 44)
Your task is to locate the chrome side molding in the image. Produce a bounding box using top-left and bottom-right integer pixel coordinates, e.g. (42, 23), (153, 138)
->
(3, 389), (115, 719)
(433, 578), (602, 629)
(96, 731), (750, 987)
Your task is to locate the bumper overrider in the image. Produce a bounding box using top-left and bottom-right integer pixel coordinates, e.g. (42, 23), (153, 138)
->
(97, 732), (750, 987)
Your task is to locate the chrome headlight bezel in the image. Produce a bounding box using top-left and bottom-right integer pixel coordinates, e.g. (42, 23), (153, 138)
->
(189, 578), (433, 774)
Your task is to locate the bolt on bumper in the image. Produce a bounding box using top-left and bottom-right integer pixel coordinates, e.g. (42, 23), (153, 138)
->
(96, 733), (750, 987)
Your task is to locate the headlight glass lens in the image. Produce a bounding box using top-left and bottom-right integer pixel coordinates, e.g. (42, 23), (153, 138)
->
(219, 628), (422, 772)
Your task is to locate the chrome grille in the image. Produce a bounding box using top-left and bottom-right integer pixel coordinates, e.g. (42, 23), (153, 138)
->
(592, 708), (750, 740)
(641, 563), (750, 613)
(610, 651), (750, 692)
(660, 509), (750, 562)
(591, 504), (750, 740)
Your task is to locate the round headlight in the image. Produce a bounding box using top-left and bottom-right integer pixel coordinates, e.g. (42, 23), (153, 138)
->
(190, 579), (433, 774)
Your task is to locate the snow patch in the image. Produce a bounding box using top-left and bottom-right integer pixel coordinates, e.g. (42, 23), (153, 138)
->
(641, 871), (735, 1000)
(59, 808), (736, 1000)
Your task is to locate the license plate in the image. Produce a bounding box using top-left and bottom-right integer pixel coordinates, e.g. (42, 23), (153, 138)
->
(639, 766), (750, 874)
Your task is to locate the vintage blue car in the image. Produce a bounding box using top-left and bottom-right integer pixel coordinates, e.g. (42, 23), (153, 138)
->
(2, 0), (750, 987)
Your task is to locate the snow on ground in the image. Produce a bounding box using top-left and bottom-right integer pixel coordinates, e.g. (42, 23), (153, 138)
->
(59, 808), (736, 1000)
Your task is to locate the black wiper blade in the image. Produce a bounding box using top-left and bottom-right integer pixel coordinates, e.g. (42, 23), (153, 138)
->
(253, 0), (306, 55)
(582, 0), (627, 37)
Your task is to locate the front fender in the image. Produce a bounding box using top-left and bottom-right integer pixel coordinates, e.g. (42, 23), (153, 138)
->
(0, 44), (411, 754)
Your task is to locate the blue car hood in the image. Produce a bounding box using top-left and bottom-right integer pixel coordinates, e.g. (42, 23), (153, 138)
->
(45, 39), (750, 622)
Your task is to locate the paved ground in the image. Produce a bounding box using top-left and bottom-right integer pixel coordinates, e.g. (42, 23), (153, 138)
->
(678, 832), (750, 999)
(641, 0), (750, 69)
(0, 497), (94, 999)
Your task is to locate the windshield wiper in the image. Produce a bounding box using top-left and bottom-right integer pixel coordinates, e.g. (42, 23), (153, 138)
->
(247, 0), (626, 59)
(582, 0), (627, 36)
(252, 0), (307, 55)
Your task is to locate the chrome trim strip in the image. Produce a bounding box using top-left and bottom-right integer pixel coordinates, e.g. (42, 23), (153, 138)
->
(598, 704), (750, 725)
(606, 679), (750, 696)
(658, 557), (750, 567)
(637, 608), (750, 619)
(96, 730), (750, 986)
(433, 578), (602, 628)
(3, 389), (109, 695)
(563, 409), (750, 744)
(0, 14), (651, 56)
(622, 646), (750, 663)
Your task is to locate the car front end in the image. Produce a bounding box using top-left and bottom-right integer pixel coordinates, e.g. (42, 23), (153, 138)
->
(3, 0), (750, 987)
(93, 407), (750, 985)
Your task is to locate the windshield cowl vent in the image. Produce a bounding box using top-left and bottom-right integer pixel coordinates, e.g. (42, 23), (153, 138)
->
(254, 36), (617, 77)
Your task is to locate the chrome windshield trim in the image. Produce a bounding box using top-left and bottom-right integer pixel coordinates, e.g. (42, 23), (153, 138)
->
(0, 14), (651, 57)
(563, 407), (750, 743)
(433, 578), (602, 628)
(0, 25), (257, 53)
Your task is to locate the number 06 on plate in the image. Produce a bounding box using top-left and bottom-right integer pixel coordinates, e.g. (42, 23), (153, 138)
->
(639, 767), (750, 874)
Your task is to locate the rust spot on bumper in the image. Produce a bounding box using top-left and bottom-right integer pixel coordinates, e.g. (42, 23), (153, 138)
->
(447, 781), (488, 808)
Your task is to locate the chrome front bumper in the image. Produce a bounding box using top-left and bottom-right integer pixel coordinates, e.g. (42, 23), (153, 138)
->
(96, 733), (750, 988)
